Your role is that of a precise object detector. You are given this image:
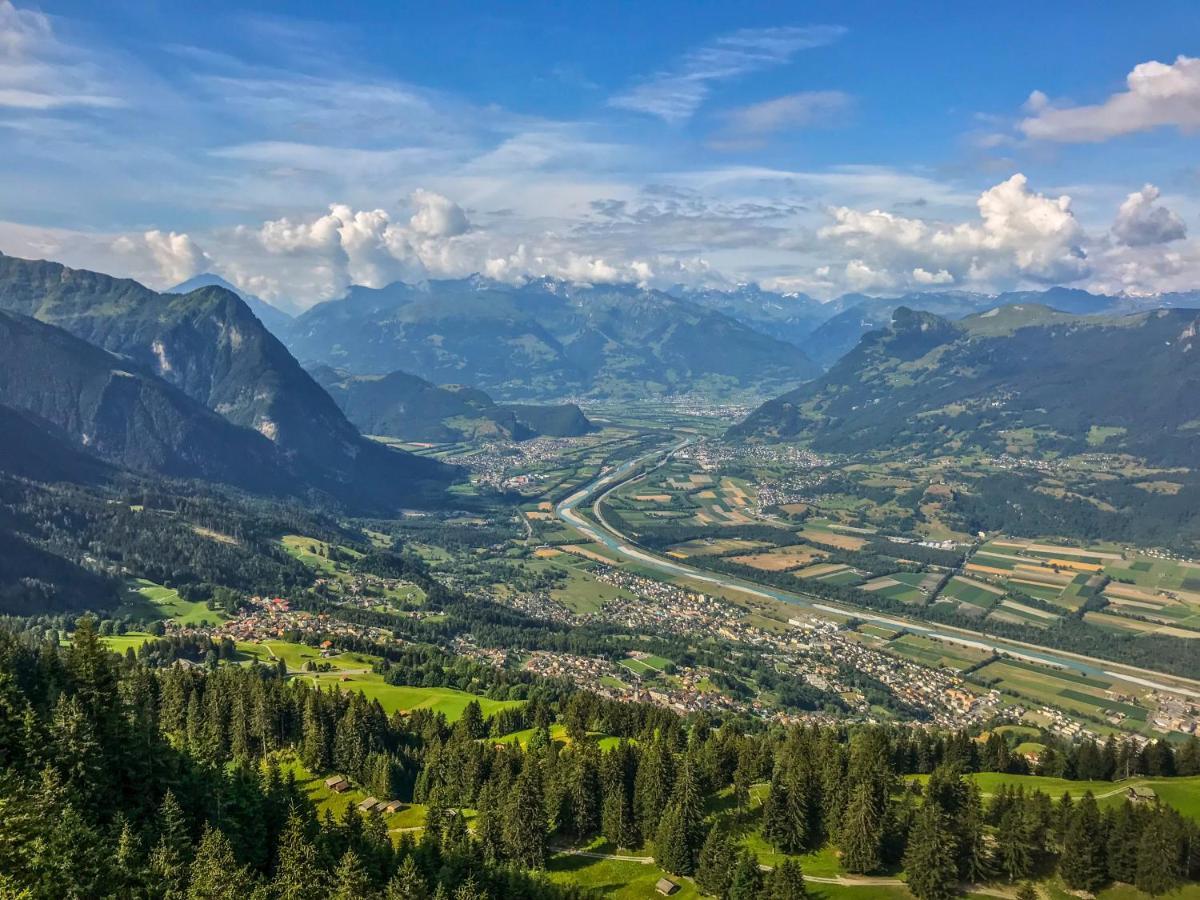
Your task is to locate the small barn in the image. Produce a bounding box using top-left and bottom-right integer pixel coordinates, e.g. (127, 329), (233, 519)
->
(655, 878), (680, 896)
(324, 776), (350, 793)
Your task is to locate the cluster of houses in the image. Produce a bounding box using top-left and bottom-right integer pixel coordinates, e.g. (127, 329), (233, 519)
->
(323, 776), (405, 815)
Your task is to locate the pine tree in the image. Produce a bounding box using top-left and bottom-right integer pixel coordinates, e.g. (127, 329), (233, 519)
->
(1135, 809), (1184, 897)
(903, 804), (958, 900)
(765, 858), (807, 900)
(1059, 792), (1107, 893)
(149, 789), (193, 900)
(385, 856), (428, 900)
(272, 811), (327, 900)
(601, 741), (640, 850)
(995, 805), (1033, 883)
(187, 825), (255, 900)
(839, 781), (882, 874)
(504, 755), (547, 869)
(959, 780), (993, 884)
(695, 825), (735, 898)
(654, 755), (705, 876)
(332, 848), (376, 900)
(728, 849), (764, 900)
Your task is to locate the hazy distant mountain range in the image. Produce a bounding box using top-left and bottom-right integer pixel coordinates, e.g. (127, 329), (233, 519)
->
(732, 303), (1200, 465)
(196, 269), (1194, 398)
(281, 276), (821, 400)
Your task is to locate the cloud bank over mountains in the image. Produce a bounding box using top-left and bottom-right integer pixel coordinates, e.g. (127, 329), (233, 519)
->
(0, 2), (1197, 308)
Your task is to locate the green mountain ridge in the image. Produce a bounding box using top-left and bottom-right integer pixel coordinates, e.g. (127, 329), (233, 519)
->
(731, 304), (1200, 465)
(309, 366), (594, 443)
(0, 254), (453, 508)
(0, 310), (290, 490)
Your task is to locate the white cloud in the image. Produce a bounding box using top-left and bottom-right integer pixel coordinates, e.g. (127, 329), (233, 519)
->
(1021, 55), (1200, 142)
(816, 174), (1088, 290)
(1111, 184), (1187, 247)
(0, 1), (121, 110)
(408, 189), (469, 238)
(719, 90), (852, 136)
(912, 267), (954, 285)
(139, 230), (206, 284)
(609, 25), (845, 123)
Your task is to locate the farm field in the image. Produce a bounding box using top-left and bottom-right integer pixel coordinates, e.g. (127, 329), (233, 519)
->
(667, 537), (773, 558)
(116, 578), (229, 626)
(728, 545), (827, 571)
(861, 571), (938, 604)
(618, 653), (672, 677)
(886, 633), (993, 671)
(972, 659), (1155, 729)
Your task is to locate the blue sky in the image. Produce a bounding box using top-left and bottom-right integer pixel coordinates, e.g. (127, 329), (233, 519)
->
(1, 1), (1198, 307)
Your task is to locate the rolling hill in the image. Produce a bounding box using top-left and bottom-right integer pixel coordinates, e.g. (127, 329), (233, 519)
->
(0, 254), (452, 507)
(284, 277), (819, 399)
(731, 304), (1200, 465)
(309, 366), (594, 443)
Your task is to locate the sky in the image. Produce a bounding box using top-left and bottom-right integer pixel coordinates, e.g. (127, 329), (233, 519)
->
(1, 1), (1199, 310)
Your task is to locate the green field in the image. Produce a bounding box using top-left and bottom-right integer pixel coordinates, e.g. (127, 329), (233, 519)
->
(116, 578), (229, 626)
(888, 633), (990, 671)
(280, 534), (362, 577)
(295, 670), (523, 721)
(924, 772), (1200, 821)
(547, 853), (701, 900)
(99, 631), (156, 654)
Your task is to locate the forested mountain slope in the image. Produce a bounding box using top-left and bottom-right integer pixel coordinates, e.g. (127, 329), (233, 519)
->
(311, 366), (593, 443)
(732, 304), (1200, 465)
(0, 254), (453, 507)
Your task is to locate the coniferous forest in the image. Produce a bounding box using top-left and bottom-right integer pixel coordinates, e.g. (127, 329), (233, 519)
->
(1, 616), (1199, 899)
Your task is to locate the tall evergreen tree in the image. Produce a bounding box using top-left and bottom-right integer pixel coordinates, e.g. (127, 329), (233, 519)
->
(766, 858), (808, 900)
(504, 755), (547, 869)
(1136, 809), (1184, 897)
(1059, 792), (1107, 893)
(840, 781), (883, 874)
(903, 804), (959, 900)
(728, 849), (764, 900)
(695, 825), (735, 898)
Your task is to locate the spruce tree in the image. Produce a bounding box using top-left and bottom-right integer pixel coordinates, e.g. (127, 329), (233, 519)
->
(1105, 801), (1141, 883)
(995, 805), (1033, 882)
(272, 811), (327, 900)
(504, 755), (547, 869)
(385, 856), (429, 900)
(332, 848), (376, 900)
(187, 825), (254, 900)
(1135, 809), (1184, 897)
(839, 781), (882, 874)
(766, 858), (807, 900)
(149, 789), (193, 900)
(728, 849), (764, 900)
(695, 825), (735, 897)
(1059, 792), (1107, 893)
(903, 804), (958, 900)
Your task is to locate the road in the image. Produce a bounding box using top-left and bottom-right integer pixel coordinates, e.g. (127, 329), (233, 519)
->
(555, 440), (1200, 702)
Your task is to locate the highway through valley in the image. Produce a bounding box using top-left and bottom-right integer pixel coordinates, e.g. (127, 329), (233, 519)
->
(556, 441), (1200, 702)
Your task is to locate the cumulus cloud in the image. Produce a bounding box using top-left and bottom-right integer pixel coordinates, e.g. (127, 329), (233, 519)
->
(408, 188), (469, 238)
(1111, 184), (1187, 247)
(816, 174), (1088, 290)
(0, 1), (121, 110)
(110, 230), (205, 285)
(1020, 55), (1200, 142)
(609, 25), (845, 123)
